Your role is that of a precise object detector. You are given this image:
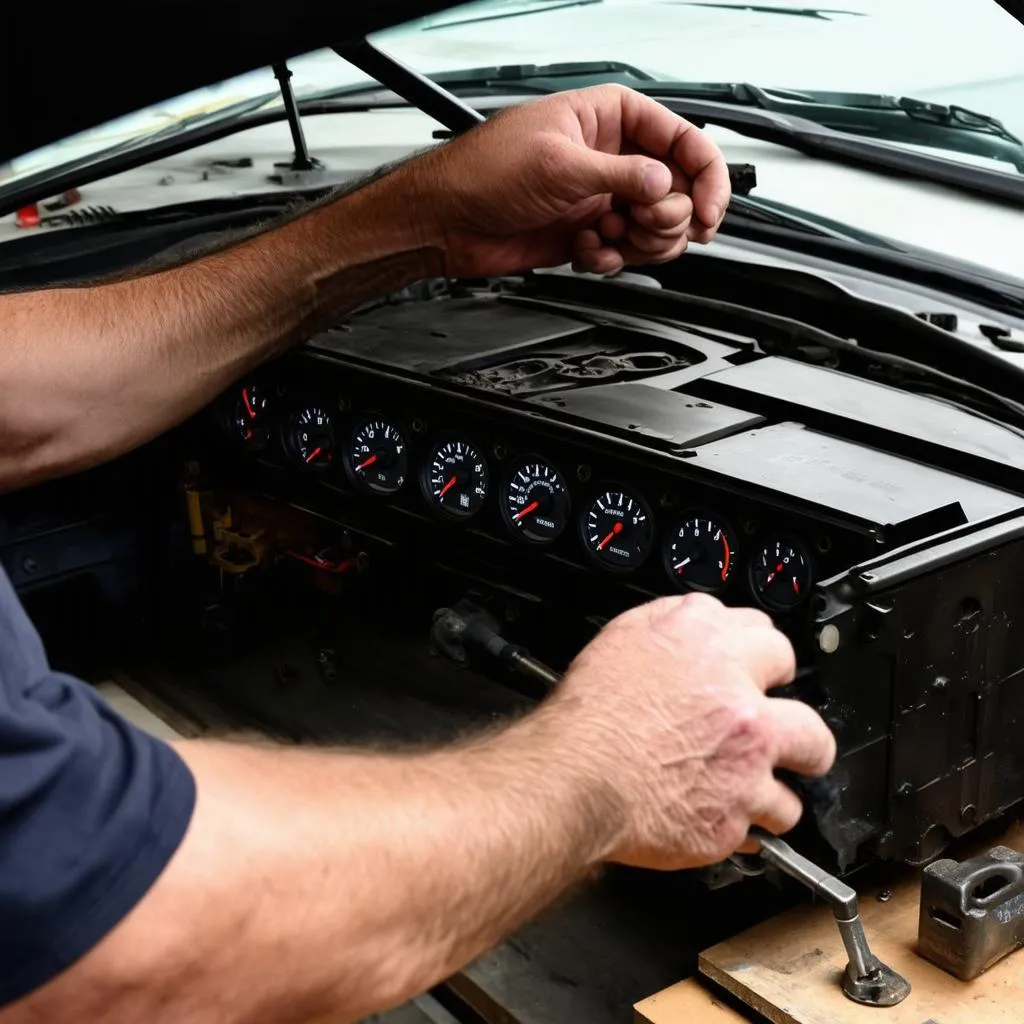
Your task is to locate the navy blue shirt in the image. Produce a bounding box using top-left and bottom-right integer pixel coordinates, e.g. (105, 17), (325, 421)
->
(0, 565), (196, 1006)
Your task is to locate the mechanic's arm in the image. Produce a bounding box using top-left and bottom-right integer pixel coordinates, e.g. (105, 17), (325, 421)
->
(2, 595), (834, 1024)
(0, 84), (729, 491)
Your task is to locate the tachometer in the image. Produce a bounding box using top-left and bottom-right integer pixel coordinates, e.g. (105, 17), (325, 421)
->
(581, 487), (654, 571)
(421, 436), (489, 518)
(750, 538), (812, 612)
(233, 382), (270, 448)
(346, 415), (409, 495)
(500, 457), (570, 544)
(663, 512), (737, 593)
(284, 405), (335, 470)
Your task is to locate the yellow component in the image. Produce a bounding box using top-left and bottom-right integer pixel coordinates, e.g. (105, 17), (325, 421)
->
(210, 515), (268, 574)
(185, 488), (207, 555)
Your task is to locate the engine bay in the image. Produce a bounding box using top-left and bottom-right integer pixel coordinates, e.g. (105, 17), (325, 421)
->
(8, 265), (1024, 884)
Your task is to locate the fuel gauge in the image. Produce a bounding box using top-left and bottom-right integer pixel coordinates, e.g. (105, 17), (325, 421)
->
(233, 383), (270, 449)
(663, 512), (736, 593)
(750, 538), (812, 612)
(283, 405), (335, 470)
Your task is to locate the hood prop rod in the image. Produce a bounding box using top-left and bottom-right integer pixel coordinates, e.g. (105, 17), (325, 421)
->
(269, 62), (325, 184)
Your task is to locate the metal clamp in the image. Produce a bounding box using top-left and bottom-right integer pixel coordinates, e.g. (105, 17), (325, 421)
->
(753, 829), (911, 1006)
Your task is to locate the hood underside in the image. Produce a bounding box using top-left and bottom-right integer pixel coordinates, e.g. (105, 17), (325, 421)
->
(1, 0), (460, 166)
(3, 0), (1022, 168)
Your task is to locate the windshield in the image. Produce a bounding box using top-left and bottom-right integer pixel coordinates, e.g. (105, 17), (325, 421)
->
(5, 0), (1023, 183)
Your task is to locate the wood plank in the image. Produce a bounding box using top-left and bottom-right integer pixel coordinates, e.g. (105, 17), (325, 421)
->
(698, 822), (1024, 1024)
(635, 978), (757, 1023)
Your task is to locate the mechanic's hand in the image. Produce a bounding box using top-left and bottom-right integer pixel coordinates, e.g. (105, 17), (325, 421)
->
(412, 84), (731, 277)
(550, 593), (835, 870)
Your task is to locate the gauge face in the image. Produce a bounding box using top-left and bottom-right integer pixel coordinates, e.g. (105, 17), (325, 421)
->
(581, 488), (655, 570)
(285, 405), (335, 469)
(750, 538), (812, 611)
(233, 383), (270, 448)
(422, 437), (489, 518)
(346, 416), (409, 495)
(664, 513), (737, 593)
(500, 458), (571, 544)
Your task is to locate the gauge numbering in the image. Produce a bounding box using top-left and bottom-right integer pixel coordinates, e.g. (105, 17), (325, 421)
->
(422, 437), (490, 519)
(664, 513), (737, 593)
(285, 404), (335, 469)
(501, 458), (570, 543)
(750, 538), (812, 612)
(347, 416), (409, 495)
(581, 487), (655, 571)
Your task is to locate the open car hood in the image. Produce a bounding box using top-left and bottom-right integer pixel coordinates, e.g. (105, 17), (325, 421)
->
(3, 0), (1022, 168)
(0, 0), (462, 166)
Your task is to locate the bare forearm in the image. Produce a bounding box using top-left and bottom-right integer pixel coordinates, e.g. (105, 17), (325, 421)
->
(7, 706), (618, 1024)
(0, 167), (441, 491)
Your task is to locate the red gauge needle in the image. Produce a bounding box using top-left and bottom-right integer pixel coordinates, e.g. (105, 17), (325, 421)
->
(355, 454), (378, 472)
(305, 446), (322, 464)
(597, 521), (624, 550)
(242, 388), (256, 420)
(438, 475), (457, 499)
(513, 500), (540, 522)
(792, 578), (800, 594)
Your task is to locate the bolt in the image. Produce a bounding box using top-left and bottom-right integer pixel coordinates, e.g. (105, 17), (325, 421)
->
(21, 558), (39, 575)
(818, 624), (841, 654)
(932, 676), (949, 693)
(961, 804), (978, 826)
(877, 889), (893, 903)
(897, 783), (914, 799)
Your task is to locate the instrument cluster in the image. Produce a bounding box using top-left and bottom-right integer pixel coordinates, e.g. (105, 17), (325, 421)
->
(222, 377), (819, 615)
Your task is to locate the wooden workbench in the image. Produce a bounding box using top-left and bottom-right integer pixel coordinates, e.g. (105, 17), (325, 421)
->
(637, 822), (1024, 1024)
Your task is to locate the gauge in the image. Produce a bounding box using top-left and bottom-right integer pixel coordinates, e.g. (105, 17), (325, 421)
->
(581, 487), (655, 571)
(664, 513), (737, 593)
(750, 538), (812, 612)
(421, 436), (489, 518)
(500, 457), (570, 544)
(284, 405), (335, 469)
(233, 383), (271, 448)
(346, 415), (409, 496)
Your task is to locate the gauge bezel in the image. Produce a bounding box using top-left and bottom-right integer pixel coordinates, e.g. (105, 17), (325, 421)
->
(343, 411), (411, 497)
(499, 454), (571, 545)
(578, 482), (656, 573)
(281, 402), (336, 471)
(662, 509), (739, 594)
(227, 381), (272, 452)
(419, 433), (491, 521)
(748, 536), (813, 613)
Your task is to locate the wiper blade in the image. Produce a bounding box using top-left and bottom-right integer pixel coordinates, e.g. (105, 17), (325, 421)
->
(329, 61), (1024, 173)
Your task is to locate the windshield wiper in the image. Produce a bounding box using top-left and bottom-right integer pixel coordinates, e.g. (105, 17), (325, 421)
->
(324, 61), (1024, 173)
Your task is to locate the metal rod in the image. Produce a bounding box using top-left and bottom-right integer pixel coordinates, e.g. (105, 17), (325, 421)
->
(334, 38), (485, 134)
(272, 62), (315, 169)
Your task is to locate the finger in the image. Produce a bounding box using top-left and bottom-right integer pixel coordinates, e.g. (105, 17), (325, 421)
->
(748, 777), (804, 836)
(761, 698), (837, 776)
(570, 144), (674, 205)
(626, 222), (688, 256)
(616, 233), (689, 267)
(723, 606), (777, 632)
(597, 209), (628, 243)
(602, 87), (731, 234)
(725, 625), (797, 691)
(572, 230), (625, 276)
(631, 192), (693, 233)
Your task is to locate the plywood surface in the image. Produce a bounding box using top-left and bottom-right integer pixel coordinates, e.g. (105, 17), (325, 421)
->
(697, 823), (1024, 1024)
(635, 978), (755, 1023)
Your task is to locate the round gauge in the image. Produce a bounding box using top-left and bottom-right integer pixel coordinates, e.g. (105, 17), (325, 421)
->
(233, 383), (271, 448)
(663, 513), (737, 593)
(750, 538), (812, 612)
(284, 405), (335, 469)
(500, 457), (571, 544)
(581, 487), (655, 571)
(421, 436), (490, 519)
(346, 415), (409, 496)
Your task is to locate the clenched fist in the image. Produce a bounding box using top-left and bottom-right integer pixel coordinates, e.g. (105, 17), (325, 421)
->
(547, 592), (836, 870)
(405, 84), (731, 278)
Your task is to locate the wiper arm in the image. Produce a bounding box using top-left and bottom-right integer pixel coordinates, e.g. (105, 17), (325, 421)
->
(313, 60), (1024, 173)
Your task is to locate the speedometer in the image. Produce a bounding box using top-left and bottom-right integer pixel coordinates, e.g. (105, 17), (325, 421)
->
(500, 457), (570, 544)
(580, 487), (654, 571)
(346, 415), (409, 496)
(421, 436), (489, 519)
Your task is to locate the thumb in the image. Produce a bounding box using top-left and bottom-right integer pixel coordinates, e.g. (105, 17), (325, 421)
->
(572, 148), (673, 205)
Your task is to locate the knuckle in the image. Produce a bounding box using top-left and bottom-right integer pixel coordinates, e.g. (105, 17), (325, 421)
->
(721, 701), (773, 762)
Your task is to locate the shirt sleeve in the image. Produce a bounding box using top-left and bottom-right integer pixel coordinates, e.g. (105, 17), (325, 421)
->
(0, 566), (196, 1008)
